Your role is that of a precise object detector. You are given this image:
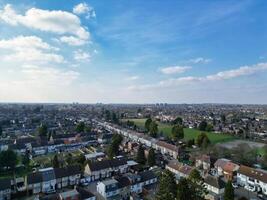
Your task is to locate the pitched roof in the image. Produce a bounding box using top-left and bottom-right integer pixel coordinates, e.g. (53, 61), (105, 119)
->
(139, 170), (157, 182)
(54, 165), (81, 178)
(77, 187), (95, 200)
(167, 160), (193, 176)
(205, 175), (225, 189)
(196, 154), (211, 163)
(88, 158), (127, 172)
(238, 165), (267, 183)
(214, 158), (231, 168)
(115, 176), (131, 188)
(156, 141), (179, 152)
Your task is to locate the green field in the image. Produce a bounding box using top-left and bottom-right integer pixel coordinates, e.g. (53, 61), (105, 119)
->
(124, 118), (235, 144)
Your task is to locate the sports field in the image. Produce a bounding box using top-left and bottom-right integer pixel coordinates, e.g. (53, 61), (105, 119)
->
(124, 118), (235, 144)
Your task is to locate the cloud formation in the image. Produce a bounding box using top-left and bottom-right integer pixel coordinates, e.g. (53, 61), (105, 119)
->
(160, 66), (191, 74)
(0, 4), (90, 41)
(0, 36), (64, 63)
(73, 2), (96, 19)
(131, 63), (267, 90)
(188, 57), (212, 64)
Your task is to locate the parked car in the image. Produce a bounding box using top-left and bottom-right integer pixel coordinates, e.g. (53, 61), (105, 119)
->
(232, 182), (238, 189)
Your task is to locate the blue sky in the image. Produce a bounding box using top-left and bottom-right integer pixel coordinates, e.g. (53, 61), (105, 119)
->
(0, 0), (267, 104)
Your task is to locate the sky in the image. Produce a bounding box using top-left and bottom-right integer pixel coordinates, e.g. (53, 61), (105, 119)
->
(0, 0), (267, 104)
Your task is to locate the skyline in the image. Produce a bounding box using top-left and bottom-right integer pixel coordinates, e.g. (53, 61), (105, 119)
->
(0, 0), (267, 104)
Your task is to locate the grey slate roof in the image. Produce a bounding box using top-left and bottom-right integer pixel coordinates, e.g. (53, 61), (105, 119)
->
(204, 175), (225, 189)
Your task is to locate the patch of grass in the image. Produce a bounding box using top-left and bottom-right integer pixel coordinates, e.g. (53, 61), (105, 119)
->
(124, 118), (235, 144)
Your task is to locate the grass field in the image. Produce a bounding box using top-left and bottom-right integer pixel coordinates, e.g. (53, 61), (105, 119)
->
(124, 118), (235, 144)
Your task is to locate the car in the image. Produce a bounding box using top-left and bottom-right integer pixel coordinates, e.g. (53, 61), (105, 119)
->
(232, 182), (238, 189)
(257, 193), (264, 199)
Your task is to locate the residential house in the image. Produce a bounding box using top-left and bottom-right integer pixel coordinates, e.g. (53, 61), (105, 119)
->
(204, 175), (225, 200)
(97, 179), (120, 200)
(214, 159), (239, 181)
(59, 189), (80, 200)
(195, 154), (211, 171)
(237, 165), (267, 195)
(77, 187), (96, 200)
(84, 158), (128, 182)
(154, 141), (179, 158)
(166, 160), (194, 182)
(27, 166), (81, 194)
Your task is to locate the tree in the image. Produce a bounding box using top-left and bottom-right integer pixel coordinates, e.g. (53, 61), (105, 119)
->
(66, 153), (73, 166)
(198, 121), (207, 131)
(156, 170), (177, 200)
(188, 169), (207, 200)
(172, 117), (183, 125)
(221, 114), (226, 124)
(22, 151), (30, 168)
(205, 124), (213, 132)
(136, 145), (146, 165)
(52, 154), (60, 168)
(107, 134), (123, 159)
(196, 132), (210, 148)
(145, 118), (152, 132)
(171, 125), (184, 141)
(147, 148), (156, 167)
(76, 122), (85, 133)
(38, 124), (48, 137)
(224, 181), (234, 200)
(189, 169), (202, 182)
(177, 178), (191, 200)
(0, 149), (18, 171)
(149, 121), (158, 138)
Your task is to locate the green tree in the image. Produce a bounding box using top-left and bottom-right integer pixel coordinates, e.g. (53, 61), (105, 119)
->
(76, 122), (85, 133)
(224, 181), (234, 200)
(52, 154), (60, 168)
(171, 125), (184, 141)
(177, 178), (191, 200)
(66, 153), (73, 166)
(156, 170), (177, 200)
(188, 169), (207, 200)
(0, 149), (18, 171)
(198, 121), (207, 131)
(136, 145), (146, 165)
(172, 117), (183, 125)
(147, 148), (156, 167)
(22, 151), (30, 168)
(38, 124), (48, 137)
(196, 132), (210, 148)
(145, 118), (152, 132)
(149, 121), (158, 138)
(107, 134), (123, 159)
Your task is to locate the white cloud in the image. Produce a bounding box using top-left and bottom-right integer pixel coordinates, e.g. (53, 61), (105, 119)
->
(126, 76), (139, 81)
(131, 62), (267, 90)
(73, 3), (96, 19)
(0, 35), (64, 64)
(74, 49), (90, 61)
(21, 64), (79, 86)
(160, 66), (191, 74)
(188, 57), (212, 64)
(59, 36), (87, 46)
(0, 4), (90, 40)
